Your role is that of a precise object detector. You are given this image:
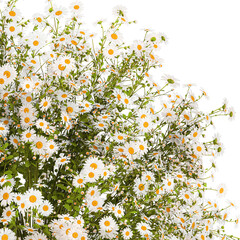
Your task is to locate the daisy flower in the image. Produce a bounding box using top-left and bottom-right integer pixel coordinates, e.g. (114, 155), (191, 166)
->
(86, 186), (101, 198)
(17, 199), (28, 214)
(216, 184), (227, 198)
(136, 221), (151, 237)
(9, 135), (20, 148)
(38, 200), (53, 216)
(51, 5), (68, 20)
(61, 111), (70, 125)
(101, 168), (111, 180)
(69, 1), (83, 18)
(163, 176), (175, 193)
(113, 131), (127, 143)
(83, 156), (105, 172)
(131, 40), (146, 57)
(21, 128), (36, 142)
(86, 195), (104, 212)
(123, 141), (138, 160)
(0, 122), (9, 137)
(20, 112), (36, 129)
(142, 171), (155, 182)
(5, 21), (21, 38)
(99, 215), (119, 232)
(72, 173), (86, 188)
(31, 136), (48, 155)
(2, 206), (16, 222)
(106, 30), (123, 45)
(19, 102), (36, 115)
(192, 142), (206, 158)
(20, 78), (35, 92)
(133, 178), (148, 197)
(40, 96), (52, 111)
(34, 217), (44, 226)
(75, 215), (85, 227)
(135, 140), (148, 156)
(0, 186), (13, 207)
(81, 165), (101, 183)
(55, 90), (71, 102)
(103, 45), (119, 59)
(0, 64), (17, 83)
(35, 118), (49, 132)
(0, 73), (8, 89)
(46, 140), (59, 156)
(25, 188), (43, 208)
(161, 108), (178, 123)
(55, 153), (70, 167)
(122, 227), (133, 239)
(138, 116), (154, 133)
(79, 100), (92, 113)
(0, 228), (16, 240)
(114, 205), (125, 218)
(26, 31), (47, 50)
(65, 102), (79, 116)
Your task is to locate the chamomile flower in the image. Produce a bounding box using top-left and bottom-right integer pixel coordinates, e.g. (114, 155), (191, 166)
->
(2, 206), (15, 222)
(25, 188), (43, 208)
(123, 141), (138, 160)
(31, 136), (48, 155)
(0, 186), (13, 206)
(138, 117), (154, 133)
(38, 200), (53, 216)
(21, 128), (36, 142)
(26, 31), (47, 50)
(55, 153), (70, 167)
(65, 102), (79, 116)
(81, 165), (101, 183)
(131, 40), (146, 56)
(135, 140), (148, 156)
(56, 90), (71, 102)
(136, 221), (151, 237)
(142, 171), (155, 182)
(46, 140), (59, 156)
(113, 131), (127, 143)
(69, 1), (84, 18)
(34, 217), (44, 226)
(35, 118), (49, 132)
(122, 227), (133, 239)
(99, 215), (119, 232)
(9, 135), (20, 148)
(0, 73), (8, 89)
(86, 195), (104, 212)
(51, 5), (68, 20)
(0, 64), (17, 83)
(103, 45), (119, 59)
(106, 30), (123, 45)
(61, 111), (70, 125)
(20, 113), (36, 129)
(72, 173), (86, 188)
(40, 96), (52, 111)
(0, 228), (16, 240)
(0, 122), (9, 137)
(20, 78), (35, 92)
(114, 205), (125, 218)
(19, 102), (36, 115)
(83, 156), (105, 172)
(5, 21), (21, 37)
(133, 178), (148, 197)
(163, 176), (175, 192)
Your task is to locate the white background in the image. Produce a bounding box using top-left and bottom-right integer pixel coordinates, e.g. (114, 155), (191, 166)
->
(3, 0), (240, 237)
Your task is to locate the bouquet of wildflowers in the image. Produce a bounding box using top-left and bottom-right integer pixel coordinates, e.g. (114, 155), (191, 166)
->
(0, 0), (239, 239)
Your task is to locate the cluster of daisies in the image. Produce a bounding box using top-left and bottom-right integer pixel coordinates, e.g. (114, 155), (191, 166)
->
(0, 0), (238, 239)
